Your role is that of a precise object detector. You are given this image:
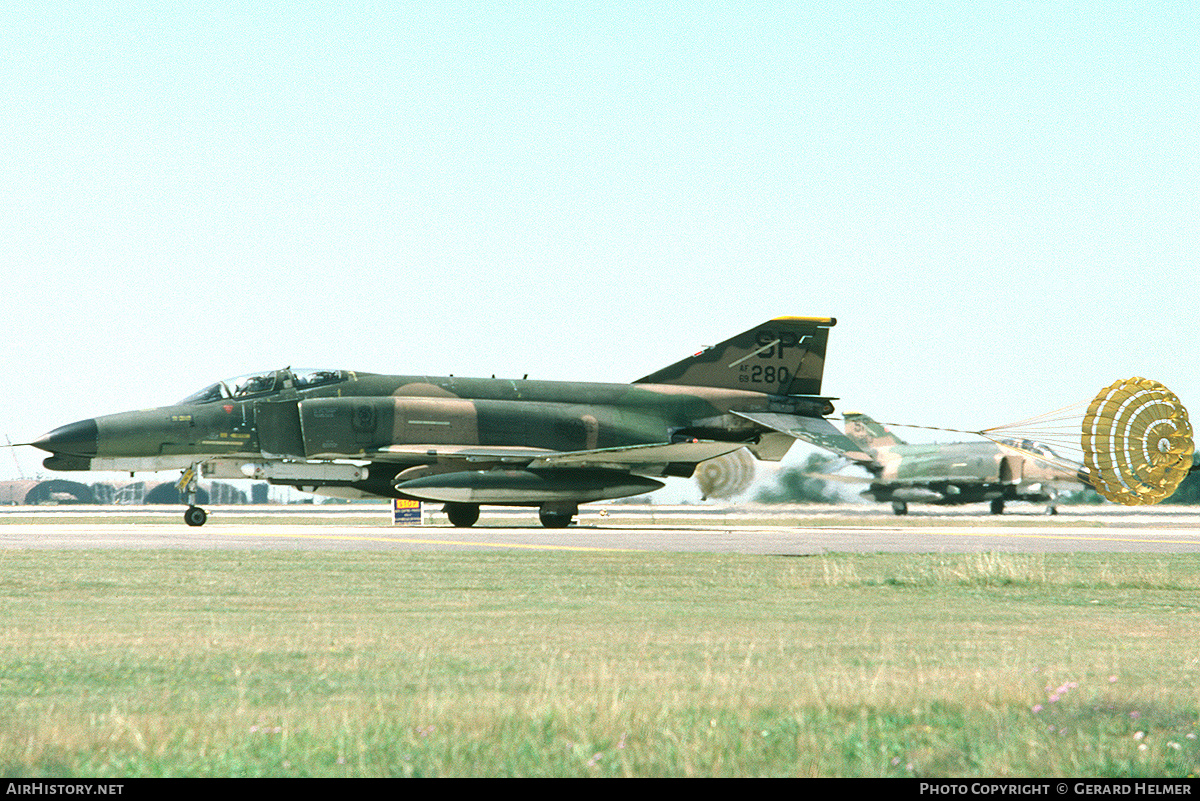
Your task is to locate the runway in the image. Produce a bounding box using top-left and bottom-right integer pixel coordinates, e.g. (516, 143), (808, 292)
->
(2, 503), (1199, 554)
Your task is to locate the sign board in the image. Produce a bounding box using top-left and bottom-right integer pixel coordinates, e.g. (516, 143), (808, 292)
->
(392, 499), (423, 525)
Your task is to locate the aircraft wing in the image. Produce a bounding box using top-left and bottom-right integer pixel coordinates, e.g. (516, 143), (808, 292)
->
(731, 412), (877, 464)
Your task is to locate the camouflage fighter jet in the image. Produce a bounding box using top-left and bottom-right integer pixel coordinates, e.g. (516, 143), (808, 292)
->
(30, 318), (869, 527)
(833, 412), (1085, 515)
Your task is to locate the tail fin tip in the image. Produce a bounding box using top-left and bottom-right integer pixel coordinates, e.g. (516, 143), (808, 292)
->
(636, 317), (836, 396)
(842, 412), (906, 452)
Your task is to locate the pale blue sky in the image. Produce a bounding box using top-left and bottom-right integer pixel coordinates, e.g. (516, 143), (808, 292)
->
(3, 2), (1197, 482)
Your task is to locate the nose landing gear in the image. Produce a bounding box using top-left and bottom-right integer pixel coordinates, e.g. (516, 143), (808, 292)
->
(179, 464), (208, 526)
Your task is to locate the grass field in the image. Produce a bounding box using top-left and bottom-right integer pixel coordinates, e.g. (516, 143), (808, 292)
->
(2, 547), (1199, 777)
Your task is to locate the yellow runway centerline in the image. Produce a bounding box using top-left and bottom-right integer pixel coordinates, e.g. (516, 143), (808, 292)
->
(203, 526), (646, 552)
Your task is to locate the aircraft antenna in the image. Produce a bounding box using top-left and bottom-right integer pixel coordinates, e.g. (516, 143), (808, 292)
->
(4, 435), (28, 480)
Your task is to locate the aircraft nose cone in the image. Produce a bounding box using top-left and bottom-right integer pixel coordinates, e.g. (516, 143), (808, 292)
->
(33, 419), (99, 456)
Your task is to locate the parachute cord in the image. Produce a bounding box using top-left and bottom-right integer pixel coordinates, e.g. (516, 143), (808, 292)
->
(979, 398), (1095, 434)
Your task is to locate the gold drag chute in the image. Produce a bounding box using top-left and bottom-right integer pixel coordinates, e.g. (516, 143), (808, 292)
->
(695, 448), (756, 500)
(1079, 377), (1194, 505)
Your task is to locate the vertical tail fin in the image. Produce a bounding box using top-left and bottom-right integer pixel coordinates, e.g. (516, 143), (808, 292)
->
(842, 412), (905, 456)
(634, 317), (836, 396)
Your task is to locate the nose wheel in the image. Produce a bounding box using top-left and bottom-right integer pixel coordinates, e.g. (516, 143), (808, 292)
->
(184, 505), (208, 527)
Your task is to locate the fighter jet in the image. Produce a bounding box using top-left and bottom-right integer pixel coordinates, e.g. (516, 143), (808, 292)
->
(832, 412), (1085, 515)
(30, 318), (869, 528)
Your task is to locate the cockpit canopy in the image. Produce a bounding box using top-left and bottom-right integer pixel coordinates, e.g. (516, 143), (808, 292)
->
(997, 438), (1062, 459)
(179, 368), (349, 404)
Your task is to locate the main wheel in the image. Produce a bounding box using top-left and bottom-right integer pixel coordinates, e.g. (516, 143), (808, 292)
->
(184, 506), (208, 527)
(539, 509), (573, 528)
(990, 499), (1005, 515)
(891, 500), (908, 516)
(445, 503), (480, 527)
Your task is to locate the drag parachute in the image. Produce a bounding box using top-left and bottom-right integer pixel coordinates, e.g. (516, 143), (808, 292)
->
(976, 377), (1194, 505)
(695, 448), (756, 500)
(1080, 377), (1194, 505)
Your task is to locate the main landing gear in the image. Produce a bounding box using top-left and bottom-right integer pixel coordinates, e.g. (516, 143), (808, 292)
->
(442, 502), (578, 529)
(445, 502), (480, 527)
(538, 503), (577, 529)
